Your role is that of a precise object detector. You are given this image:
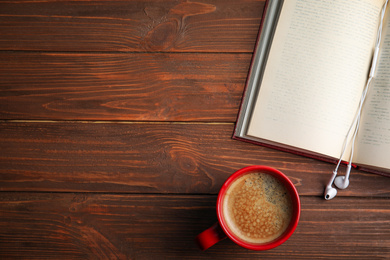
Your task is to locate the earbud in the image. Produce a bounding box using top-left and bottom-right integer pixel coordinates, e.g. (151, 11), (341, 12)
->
(334, 164), (351, 189)
(324, 170), (338, 200)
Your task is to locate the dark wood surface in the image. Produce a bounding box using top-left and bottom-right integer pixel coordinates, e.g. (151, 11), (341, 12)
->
(0, 0), (389, 259)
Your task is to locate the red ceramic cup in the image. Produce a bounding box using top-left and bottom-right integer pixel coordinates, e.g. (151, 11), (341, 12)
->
(196, 165), (300, 251)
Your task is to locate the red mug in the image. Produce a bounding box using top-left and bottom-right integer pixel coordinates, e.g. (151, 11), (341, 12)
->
(196, 165), (300, 251)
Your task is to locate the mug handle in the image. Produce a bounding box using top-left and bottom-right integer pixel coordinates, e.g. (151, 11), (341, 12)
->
(195, 222), (226, 250)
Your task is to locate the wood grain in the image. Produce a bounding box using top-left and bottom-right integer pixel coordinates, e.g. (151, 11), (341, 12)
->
(1, 121), (390, 196)
(0, 0), (264, 52)
(0, 193), (389, 259)
(1, 0), (390, 258)
(0, 52), (250, 121)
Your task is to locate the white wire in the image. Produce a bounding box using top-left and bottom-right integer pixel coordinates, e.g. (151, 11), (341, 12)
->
(334, 0), (388, 175)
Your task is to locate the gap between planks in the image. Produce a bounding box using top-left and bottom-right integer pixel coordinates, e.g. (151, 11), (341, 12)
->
(0, 120), (234, 125)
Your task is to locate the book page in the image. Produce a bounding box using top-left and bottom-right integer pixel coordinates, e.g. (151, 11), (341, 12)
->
(353, 8), (390, 170)
(247, 0), (384, 159)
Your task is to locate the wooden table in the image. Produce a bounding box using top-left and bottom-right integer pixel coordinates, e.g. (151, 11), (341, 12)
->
(1, 1), (389, 259)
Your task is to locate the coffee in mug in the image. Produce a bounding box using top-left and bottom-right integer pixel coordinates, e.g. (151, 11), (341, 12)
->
(222, 172), (293, 244)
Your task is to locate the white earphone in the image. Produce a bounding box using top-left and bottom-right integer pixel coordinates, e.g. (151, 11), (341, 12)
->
(334, 164), (351, 190)
(324, 166), (351, 200)
(324, 0), (388, 200)
(324, 170), (338, 200)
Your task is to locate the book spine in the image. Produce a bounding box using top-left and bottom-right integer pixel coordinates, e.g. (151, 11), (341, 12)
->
(233, 0), (271, 137)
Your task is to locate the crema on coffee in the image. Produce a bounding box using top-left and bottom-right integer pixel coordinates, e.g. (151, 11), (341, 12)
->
(222, 172), (293, 244)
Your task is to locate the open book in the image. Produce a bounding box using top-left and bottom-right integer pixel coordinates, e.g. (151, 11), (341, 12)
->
(234, 0), (390, 177)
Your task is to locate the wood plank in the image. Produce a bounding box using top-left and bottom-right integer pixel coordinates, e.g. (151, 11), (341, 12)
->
(1, 121), (390, 196)
(0, 193), (389, 259)
(0, 0), (264, 52)
(0, 52), (250, 121)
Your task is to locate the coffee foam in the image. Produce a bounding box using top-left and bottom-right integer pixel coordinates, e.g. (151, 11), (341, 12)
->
(222, 172), (293, 244)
